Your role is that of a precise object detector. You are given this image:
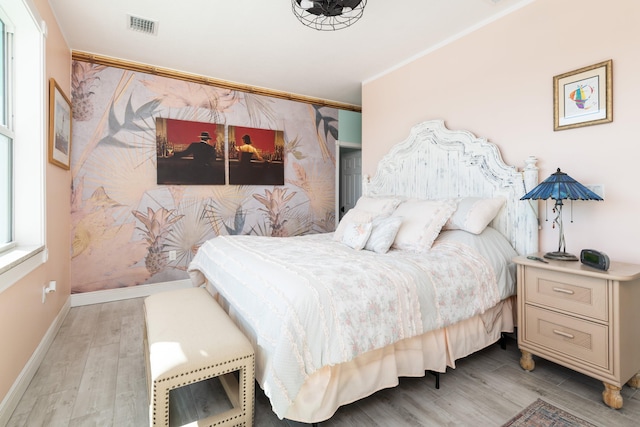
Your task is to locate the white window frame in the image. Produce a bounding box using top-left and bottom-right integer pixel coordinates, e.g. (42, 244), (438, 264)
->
(0, 10), (14, 252)
(0, 0), (46, 294)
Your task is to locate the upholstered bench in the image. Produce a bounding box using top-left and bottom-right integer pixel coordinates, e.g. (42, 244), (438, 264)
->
(143, 287), (255, 426)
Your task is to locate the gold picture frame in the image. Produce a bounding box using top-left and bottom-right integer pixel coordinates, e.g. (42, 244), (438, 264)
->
(553, 60), (612, 131)
(48, 78), (72, 169)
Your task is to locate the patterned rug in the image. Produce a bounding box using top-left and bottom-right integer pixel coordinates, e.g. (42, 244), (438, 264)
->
(502, 399), (598, 426)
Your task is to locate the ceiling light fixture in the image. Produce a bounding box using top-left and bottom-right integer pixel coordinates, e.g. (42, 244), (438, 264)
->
(292, 0), (367, 31)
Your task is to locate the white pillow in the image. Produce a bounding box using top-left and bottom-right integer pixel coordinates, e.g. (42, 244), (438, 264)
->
(334, 208), (374, 241)
(341, 221), (373, 250)
(364, 216), (403, 254)
(391, 199), (456, 251)
(354, 196), (402, 216)
(444, 197), (506, 234)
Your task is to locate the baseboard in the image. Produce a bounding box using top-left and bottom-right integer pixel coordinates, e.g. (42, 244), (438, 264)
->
(0, 280), (192, 423)
(70, 279), (193, 307)
(0, 298), (71, 425)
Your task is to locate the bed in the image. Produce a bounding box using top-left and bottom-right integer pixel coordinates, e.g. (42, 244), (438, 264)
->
(187, 120), (539, 425)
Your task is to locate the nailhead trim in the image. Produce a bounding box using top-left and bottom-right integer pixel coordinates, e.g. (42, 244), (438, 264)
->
(155, 354), (253, 384)
(149, 355), (255, 426)
(145, 291), (256, 427)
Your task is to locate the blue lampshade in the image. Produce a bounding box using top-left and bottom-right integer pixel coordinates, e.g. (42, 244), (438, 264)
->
(521, 168), (603, 201)
(521, 168), (602, 261)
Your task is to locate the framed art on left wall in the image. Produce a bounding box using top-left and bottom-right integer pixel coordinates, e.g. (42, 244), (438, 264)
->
(48, 78), (72, 169)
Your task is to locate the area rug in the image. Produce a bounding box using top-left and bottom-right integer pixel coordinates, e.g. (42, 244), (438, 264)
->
(502, 398), (598, 427)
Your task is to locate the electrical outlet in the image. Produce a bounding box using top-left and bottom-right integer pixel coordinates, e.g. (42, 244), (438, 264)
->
(169, 250), (177, 261)
(42, 281), (57, 303)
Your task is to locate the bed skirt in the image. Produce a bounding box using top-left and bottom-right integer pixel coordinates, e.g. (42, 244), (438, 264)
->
(205, 280), (515, 424)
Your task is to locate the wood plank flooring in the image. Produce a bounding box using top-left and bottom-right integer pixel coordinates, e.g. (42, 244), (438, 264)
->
(7, 297), (640, 426)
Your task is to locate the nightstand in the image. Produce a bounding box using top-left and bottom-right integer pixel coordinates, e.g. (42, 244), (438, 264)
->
(514, 254), (640, 409)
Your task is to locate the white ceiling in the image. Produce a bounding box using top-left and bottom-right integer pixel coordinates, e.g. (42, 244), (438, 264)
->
(48, 0), (532, 108)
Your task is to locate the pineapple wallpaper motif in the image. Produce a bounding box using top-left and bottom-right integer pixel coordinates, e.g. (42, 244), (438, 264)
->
(70, 60), (338, 293)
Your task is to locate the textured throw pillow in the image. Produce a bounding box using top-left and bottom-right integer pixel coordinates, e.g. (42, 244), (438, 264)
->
(333, 208), (374, 241)
(444, 197), (506, 234)
(354, 196), (403, 216)
(391, 199), (457, 251)
(364, 216), (403, 254)
(341, 221), (373, 250)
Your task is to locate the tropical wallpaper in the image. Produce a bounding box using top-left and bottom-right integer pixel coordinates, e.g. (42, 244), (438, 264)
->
(70, 60), (338, 293)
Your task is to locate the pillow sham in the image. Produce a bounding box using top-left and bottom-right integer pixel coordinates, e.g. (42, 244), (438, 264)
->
(354, 196), (403, 216)
(341, 221), (373, 250)
(364, 215), (403, 254)
(333, 208), (374, 241)
(444, 197), (506, 234)
(391, 199), (456, 251)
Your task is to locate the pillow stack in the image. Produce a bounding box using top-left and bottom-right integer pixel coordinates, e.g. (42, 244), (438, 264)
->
(335, 195), (506, 253)
(334, 196), (402, 252)
(390, 199), (457, 251)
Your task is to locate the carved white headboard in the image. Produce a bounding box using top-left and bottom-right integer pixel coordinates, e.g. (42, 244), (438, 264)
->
(363, 120), (539, 255)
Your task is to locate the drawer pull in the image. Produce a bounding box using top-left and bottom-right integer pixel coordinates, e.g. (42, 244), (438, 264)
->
(553, 287), (575, 295)
(553, 329), (575, 339)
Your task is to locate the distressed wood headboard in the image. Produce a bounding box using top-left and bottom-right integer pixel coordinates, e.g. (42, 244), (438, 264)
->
(363, 120), (539, 255)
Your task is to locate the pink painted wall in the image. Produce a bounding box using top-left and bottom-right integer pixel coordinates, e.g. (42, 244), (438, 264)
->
(0, 0), (71, 404)
(362, 0), (640, 263)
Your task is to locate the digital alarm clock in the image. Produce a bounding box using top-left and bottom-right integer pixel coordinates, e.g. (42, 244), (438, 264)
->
(580, 249), (610, 271)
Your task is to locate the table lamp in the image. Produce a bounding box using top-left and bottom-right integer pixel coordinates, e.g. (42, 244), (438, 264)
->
(521, 168), (603, 261)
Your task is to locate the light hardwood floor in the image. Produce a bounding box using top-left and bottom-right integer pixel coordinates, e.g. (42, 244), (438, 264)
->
(7, 297), (640, 426)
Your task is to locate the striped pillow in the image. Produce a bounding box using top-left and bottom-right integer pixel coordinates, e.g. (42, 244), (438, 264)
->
(364, 216), (403, 254)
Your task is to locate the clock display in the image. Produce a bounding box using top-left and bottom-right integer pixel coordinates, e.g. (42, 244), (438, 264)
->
(580, 249), (610, 271)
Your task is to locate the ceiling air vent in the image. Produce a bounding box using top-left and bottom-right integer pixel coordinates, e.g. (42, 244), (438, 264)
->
(127, 14), (158, 35)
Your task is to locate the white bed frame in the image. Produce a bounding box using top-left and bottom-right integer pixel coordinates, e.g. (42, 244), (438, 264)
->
(363, 120), (539, 256)
(283, 121), (541, 425)
(199, 120), (541, 426)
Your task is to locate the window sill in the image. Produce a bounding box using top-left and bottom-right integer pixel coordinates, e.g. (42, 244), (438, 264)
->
(0, 245), (46, 294)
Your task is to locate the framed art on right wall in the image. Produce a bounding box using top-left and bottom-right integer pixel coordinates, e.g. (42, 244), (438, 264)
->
(554, 59), (612, 131)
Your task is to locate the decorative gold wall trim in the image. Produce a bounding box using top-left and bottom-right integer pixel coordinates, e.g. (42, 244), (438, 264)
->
(72, 51), (362, 112)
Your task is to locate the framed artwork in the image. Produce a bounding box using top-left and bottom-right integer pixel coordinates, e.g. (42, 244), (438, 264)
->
(228, 125), (284, 185)
(155, 118), (225, 185)
(48, 78), (73, 169)
(554, 60), (612, 131)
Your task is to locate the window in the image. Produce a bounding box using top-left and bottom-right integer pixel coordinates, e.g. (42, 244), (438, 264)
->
(0, 0), (46, 292)
(0, 13), (13, 249)
(0, 132), (10, 249)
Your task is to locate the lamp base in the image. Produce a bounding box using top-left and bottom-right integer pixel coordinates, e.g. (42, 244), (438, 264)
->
(544, 251), (579, 261)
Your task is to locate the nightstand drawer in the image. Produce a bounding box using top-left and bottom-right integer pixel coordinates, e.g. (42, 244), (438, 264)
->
(524, 267), (608, 321)
(524, 305), (609, 369)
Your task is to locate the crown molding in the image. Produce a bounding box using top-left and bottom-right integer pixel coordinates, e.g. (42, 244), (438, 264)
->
(72, 51), (361, 112)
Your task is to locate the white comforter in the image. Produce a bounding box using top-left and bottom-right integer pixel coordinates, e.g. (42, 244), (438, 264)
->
(188, 228), (516, 419)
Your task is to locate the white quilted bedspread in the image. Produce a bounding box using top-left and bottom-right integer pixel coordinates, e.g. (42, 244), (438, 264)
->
(188, 232), (506, 418)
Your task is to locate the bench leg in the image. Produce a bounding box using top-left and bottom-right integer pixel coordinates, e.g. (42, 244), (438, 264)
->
(150, 380), (170, 427)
